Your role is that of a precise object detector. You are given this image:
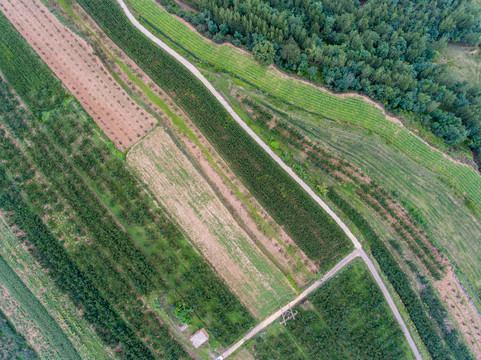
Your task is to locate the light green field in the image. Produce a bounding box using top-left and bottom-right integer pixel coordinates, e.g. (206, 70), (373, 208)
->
(129, 0), (481, 214)
(128, 127), (296, 318)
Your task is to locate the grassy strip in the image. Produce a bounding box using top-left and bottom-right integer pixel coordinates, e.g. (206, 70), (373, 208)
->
(0, 218), (111, 360)
(75, 0), (352, 269)
(327, 188), (472, 360)
(249, 260), (414, 360)
(129, 0), (481, 213)
(0, 254), (80, 360)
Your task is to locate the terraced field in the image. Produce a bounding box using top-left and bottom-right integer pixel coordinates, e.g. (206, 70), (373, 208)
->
(129, 0), (481, 212)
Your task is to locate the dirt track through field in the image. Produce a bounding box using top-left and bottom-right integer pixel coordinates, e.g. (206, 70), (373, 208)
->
(0, 0), (156, 151)
(128, 128), (294, 317)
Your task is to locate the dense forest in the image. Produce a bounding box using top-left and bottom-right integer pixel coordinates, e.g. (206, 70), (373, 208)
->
(163, 0), (481, 150)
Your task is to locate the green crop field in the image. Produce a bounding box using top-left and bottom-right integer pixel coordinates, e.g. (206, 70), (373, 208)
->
(0, 255), (80, 360)
(75, 0), (353, 271)
(129, 0), (481, 214)
(0, 218), (111, 360)
(246, 259), (415, 360)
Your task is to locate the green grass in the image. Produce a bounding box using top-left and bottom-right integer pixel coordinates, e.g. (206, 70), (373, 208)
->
(246, 259), (415, 360)
(438, 43), (481, 84)
(129, 0), (481, 213)
(0, 254), (80, 360)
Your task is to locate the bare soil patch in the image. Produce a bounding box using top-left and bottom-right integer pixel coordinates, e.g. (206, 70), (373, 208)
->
(0, 0), (157, 151)
(434, 270), (481, 358)
(128, 127), (295, 318)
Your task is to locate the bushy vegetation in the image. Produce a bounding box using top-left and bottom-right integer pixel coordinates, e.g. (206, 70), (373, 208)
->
(250, 260), (413, 359)
(164, 0), (481, 150)
(0, 13), (254, 354)
(76, 0), (352, 268)
(0, 255), (80, 360)
(0, 310), (38, 360)
(0, 12), (64, 114)
(327, 189), (472, 360)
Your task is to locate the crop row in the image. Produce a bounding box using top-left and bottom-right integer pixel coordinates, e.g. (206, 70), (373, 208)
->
(0, 254), (80, 359)
(131, 0), (481, 211)
(0, 11), (64, 113)
(77, 0), (352, 269)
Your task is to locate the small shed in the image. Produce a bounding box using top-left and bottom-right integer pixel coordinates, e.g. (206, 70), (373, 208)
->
(189, 328), (209, 348)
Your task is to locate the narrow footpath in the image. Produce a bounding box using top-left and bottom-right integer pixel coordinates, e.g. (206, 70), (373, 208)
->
(115, 1), (423, 358)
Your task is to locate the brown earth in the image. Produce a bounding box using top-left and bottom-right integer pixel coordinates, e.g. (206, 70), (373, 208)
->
(434, 270), (481, 359)
(0, 0), (157, 151)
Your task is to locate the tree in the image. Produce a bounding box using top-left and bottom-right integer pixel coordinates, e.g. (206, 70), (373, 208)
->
(252, 40), (275, 66)
(281, 37), (301, 66)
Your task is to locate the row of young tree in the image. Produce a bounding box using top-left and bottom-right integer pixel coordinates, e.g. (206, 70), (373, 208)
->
(165, 0), (481, 149)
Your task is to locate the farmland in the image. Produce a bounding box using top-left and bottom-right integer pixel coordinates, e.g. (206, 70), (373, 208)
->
(245, 260), (415, 360)
(228, 79), (481, 306)
(0, 0), (157, 151)
(75, 0), (353, 271)
(0, 216), (111, 359)
(128, 127), (295, 318)
(128, 0), (481, 214)
(0, 9), (257, 356)
(216, 80), (476, 359)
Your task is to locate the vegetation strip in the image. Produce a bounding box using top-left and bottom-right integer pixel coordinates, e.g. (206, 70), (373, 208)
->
(0, 255), (80, 360)
(129, 0), (481, 212)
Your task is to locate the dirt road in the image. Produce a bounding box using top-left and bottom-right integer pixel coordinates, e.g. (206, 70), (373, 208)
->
(220, 249), (361, 358)
(115, 1), (422, 358)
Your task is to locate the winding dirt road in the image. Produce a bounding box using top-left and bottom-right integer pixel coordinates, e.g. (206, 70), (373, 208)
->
(115, 1), (423, 358)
